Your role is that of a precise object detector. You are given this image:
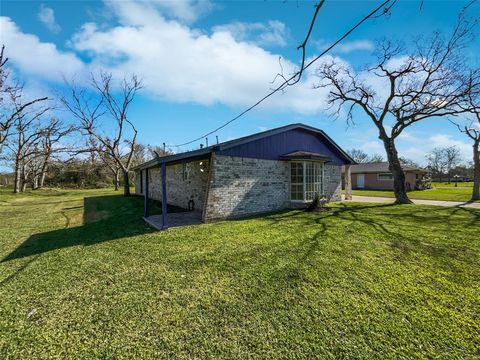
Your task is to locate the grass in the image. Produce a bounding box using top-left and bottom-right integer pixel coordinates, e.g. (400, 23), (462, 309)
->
(350, 182), (478, 202)
(1, 188), (479, 359)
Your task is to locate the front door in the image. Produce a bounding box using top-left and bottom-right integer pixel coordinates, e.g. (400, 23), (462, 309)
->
(357, 174), (365, 189)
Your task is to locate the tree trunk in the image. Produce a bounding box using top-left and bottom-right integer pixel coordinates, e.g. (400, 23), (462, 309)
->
(32, 175), (38, 190)
(114, 170), (119, 191)
(123, 170), (130, 196)
(39, 170), (47, 188)
(21, 165), (28, 192)
(13, 160), (21, 193)
(39, 160), (48, 188)
(382, 137), (412, 204)
(472, 140), (480, 201)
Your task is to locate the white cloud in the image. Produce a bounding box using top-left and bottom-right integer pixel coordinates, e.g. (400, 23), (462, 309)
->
(0, 1), (347, 115)
(360, 140), (384, 153)
(69, 0), (339, 114)
(315, 39), (374, 54)
(397, 132), (472, 165)
(212, 20), (288, 47)
(38, 4), (61, 34)
(0, 16), (85, 81)
(103, 0), (214, 24)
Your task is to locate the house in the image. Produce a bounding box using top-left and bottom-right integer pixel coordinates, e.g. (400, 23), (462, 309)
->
(133, 123), (354, 227)
(348, 162), (427, 190)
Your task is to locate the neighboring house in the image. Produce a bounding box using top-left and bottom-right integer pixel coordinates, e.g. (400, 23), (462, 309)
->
(134, 123), (354, 225)
(348, 162), (427, 190)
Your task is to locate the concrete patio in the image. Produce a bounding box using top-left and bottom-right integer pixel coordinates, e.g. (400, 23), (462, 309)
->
(144, 211), (203, 230)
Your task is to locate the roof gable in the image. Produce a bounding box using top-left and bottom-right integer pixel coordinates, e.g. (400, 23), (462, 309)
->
(217, 126), (352, 165)
(134, 123), (354, 170)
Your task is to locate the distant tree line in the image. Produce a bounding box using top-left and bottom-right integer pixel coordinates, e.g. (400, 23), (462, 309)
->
(425, 145), (474, 183)
(346, 149), (384, 164)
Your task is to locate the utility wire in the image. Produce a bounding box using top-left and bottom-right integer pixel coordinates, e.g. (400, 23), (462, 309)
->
(168, 0), (394, 148)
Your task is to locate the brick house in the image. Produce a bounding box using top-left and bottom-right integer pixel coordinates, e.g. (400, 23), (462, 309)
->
(134, 123), (354, 228)
(348, 162), (427, 190)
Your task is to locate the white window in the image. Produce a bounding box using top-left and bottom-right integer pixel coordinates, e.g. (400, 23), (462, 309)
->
(378, 173), (394, 181)
(290, 162), (304, 201)
(290, 161), (324, 202)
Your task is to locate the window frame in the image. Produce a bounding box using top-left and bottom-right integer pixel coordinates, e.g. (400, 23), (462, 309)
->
(377, 172), (394, 181)
(290, 161), (325, 202)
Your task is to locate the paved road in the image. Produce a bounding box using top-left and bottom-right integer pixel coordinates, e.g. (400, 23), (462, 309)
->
(343, 195), (480, 210)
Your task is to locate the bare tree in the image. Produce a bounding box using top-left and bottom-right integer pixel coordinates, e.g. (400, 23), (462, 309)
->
(62, 72), (142, 196)
(316, 16), (479, 203)
(0, 45), (48, 147)
(444, 146), (462, 183)
(369, 153), (384, 162)
(99, 142), (122, 191)
(147, 144), (172, 159)
(33, 118), (73, 189)
(426, 145), (463, 183)
(399, 157), (420, 168)
(426, 147), (447, 182)
(347, 149), (369, 163)
(4, 100), (50, 193)
(451, 93), (480, 200)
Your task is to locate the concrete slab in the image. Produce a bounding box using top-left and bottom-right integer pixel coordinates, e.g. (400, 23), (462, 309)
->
(342, 195), (480, 209)
(144, 211), (203, 230)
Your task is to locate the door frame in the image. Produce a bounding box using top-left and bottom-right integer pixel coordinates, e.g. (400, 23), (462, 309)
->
(357, 173), (365, 189)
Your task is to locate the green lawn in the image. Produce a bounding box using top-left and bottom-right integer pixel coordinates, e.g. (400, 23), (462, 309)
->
(350, 182), (478, 202)
(1, 188), (479, 358)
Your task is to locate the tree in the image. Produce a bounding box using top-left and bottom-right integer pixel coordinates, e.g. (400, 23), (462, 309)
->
(426, 145), (463, 182)
(347, 148), (369, 163)
(443, 146), (462, 183)
(1, 46), (49, 148)
(369, 153), (384, 162)
(62, 72), (142, 196)
(316, 17), (479, 203)
(347, 148), (384, 163)
(426, 147), (447, 181)
(5, 100), (50, 193)
(451, 93), (480, 200)
(399, 157), (420, 168)
(33, 118), (73, 189)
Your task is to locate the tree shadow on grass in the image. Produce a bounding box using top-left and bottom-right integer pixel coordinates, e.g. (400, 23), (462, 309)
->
(1, 195), (157, 266)
(220, 203), (479, 290)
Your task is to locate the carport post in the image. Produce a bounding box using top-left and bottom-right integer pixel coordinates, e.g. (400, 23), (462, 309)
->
(161, 162), (168, 229)
(144, 168), (149, 218)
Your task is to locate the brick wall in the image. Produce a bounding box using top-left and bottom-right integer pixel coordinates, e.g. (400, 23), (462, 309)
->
(203, 155), (343, 221)
(323, 164), (342, 201)
(134, 159), (210, 212)
(136, 155), (344, 221)
(203, 155), (290, 221)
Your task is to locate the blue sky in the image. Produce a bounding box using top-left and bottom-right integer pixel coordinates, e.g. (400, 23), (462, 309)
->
(1, 0), (479, 167)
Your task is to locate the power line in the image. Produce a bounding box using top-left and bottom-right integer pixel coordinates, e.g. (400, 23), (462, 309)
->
(168, 0), (395, 148)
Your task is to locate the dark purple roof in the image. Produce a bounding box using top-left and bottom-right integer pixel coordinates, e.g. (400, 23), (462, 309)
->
(134, 123), (355, 170)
